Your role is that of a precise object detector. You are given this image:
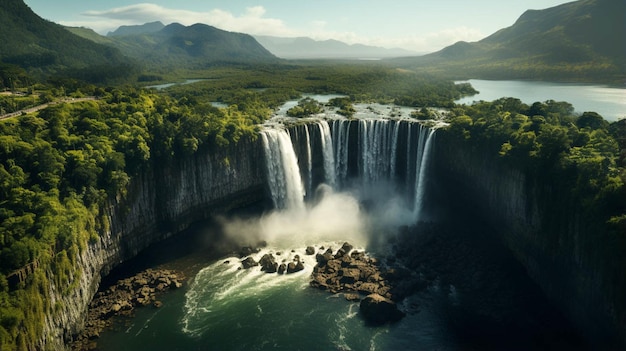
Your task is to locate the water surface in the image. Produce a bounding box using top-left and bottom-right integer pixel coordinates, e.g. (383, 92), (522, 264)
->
(456, 79), (626, 121)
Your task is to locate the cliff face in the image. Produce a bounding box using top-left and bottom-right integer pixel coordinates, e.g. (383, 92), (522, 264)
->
(41, 138), (267, 349)
(433, 132), (624, 348)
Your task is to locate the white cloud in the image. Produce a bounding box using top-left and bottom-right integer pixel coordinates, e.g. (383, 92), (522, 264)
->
(305, 26), (485, 53)
(78, 3), (295, 37)
(69, 3), (485, 53)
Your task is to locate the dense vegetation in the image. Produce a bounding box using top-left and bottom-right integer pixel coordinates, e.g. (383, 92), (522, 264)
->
(446, 98), (625, 228)
(162, 64), (477, 108)
(0, 0), (136, 84)
(0, 85), (267, 350)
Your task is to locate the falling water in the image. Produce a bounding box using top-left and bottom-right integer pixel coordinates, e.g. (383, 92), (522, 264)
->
(303, 124), (313, 197)
(263, 118), (436, 223)
(412, 128), (436, 220)
(316, 120), (337, 187)
(260, 128), (305, 211)
(332, 119), (351, 188)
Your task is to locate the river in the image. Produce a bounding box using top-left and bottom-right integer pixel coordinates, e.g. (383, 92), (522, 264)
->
(455, 79), (626, 121)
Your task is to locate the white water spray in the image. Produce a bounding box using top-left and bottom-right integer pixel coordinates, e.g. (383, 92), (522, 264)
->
(260, 128), (305, 211)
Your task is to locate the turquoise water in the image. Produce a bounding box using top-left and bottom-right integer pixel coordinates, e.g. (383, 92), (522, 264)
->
(456, 79), (626, 121)
(94, 240), (456, 351)
(94, 216), (586, 351)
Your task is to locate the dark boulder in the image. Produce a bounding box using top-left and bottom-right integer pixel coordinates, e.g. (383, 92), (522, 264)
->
(239, 246), (255, 257)
(316, 251), (334, 266)
(334, 242), (354, 258)
(278, 263), (286, 274)
(306, 246), (316, 255)
(286, 255), (304, 273)
(241, 257), (258, 269)
(259, 254), (278, 273)
(359, 294), (405, 325)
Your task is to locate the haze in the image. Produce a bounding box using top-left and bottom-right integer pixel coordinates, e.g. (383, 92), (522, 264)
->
(24, 0), (571, 53)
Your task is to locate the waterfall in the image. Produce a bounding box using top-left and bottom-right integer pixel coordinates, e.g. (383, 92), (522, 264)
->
(357, 119), (396, 186)
(261, 117), (436, 223)
(332, 119), (351, 188)
(260, 128), (305, 211)
(303, 124), (313, 196)
(412, 128), (436, 220)
(316, 120), (336, 187)
(390, 120), (401, 180)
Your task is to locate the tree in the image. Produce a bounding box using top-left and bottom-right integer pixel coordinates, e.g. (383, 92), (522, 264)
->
(576, 111), (608, 130)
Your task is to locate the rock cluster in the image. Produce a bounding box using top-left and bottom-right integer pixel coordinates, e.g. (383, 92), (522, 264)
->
(310, 242), (391, 298)
(309, 242), (406, 324)
(69, 269), (184, 350)
(239, 252), (305, 274)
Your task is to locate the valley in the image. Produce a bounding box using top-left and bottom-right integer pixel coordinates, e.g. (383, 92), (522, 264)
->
(0, 0), (624, 350)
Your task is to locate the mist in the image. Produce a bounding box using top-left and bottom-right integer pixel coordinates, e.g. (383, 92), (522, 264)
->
(217, 180), (421, 255)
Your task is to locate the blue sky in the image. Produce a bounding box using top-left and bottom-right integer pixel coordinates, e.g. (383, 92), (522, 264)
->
(23, 0), (572, 53)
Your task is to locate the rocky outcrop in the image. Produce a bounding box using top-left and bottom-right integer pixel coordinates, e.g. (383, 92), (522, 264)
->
(309, 242), (413, 324)
(239, 252), (305, 274)
(359, 294), (405, 325)
(433, 132), (625, 348)
(310, 243), (393, 299)
(42, 138), (267, 350)
(69, 269), (184, 351)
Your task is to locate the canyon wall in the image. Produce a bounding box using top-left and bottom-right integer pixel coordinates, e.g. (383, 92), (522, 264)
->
(37, 120), (624, 349)
(41, 137), (267, 350)
(433, 132), (625, 349)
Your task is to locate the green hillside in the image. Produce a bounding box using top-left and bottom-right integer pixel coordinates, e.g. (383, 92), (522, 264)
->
(82, 22), (280, 69)
(393, 0), (625, 83)
(0, 0), (136, 84)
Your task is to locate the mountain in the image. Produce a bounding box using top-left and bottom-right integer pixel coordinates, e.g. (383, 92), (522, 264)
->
(107, 21), (165, 37)
(78, 22), (279, 68)
(393, 0), (626, 83)
(0, 0), (134, 82)
(255, 36), (417, 59)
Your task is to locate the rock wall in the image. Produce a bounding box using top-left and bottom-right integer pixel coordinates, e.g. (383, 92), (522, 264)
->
(433, 133), (624, 349)
(41, 137), (267, 350)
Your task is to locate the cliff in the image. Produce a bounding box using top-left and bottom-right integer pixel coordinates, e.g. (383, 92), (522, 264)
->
(433, 131), (625, 348)
(40, 138), (267, 349)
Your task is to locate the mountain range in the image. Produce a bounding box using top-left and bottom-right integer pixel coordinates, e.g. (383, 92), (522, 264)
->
(1, 0), (623, 84)
(253, 36), (417, 59)
(99, 21), (277, 67)
(393, 0), (625, 83)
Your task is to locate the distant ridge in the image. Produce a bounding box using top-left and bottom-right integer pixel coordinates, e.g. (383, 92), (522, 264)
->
(107, 21), (165, 37)
(74, 22), (279, 68)
(255, 35), (418, 59)
(392, 0), (625, 83)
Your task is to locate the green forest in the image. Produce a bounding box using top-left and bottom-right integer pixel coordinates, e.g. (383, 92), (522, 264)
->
(0, 63), (624, 351)
(446, 97), (625, 228)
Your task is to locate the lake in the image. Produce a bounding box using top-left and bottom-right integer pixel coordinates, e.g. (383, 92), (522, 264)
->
(455, 80), (626, 121)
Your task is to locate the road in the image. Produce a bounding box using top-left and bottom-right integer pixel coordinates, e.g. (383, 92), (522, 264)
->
(0, 96), (97, 120)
